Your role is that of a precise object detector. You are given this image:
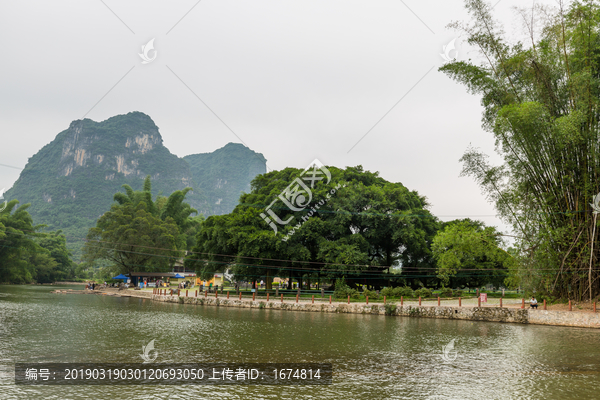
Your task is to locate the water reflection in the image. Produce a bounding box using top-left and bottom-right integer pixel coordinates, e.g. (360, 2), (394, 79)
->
(1, 285), (599, 399)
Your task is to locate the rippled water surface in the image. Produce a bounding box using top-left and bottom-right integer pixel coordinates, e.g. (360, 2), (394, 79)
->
(1, 285), (600, 399)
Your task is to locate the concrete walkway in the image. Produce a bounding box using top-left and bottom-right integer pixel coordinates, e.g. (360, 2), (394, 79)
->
(60, 288), (600, 329)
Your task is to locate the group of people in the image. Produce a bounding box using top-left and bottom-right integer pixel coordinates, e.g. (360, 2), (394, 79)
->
(199, 283), (219, 292)
(178, 281), (192, 289)
(138, 279), (169, 288)
(172, 281), (223, 291)
(86, 282), (109, 290)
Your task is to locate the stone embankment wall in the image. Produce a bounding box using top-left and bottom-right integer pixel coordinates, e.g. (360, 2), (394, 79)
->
(151, 294), (600, 329)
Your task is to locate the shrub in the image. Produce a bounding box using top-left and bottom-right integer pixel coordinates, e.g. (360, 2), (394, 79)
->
(414, 288), (433, 298)
(453, 290), (463, 297)
(363, 288), (380, 300)
(535, 292), (556, 304)
(333, 277), (350, 299)
(438, 287), (453, 297)
(384, 304), (397, 315)
(381, 287), (413, 298)
(334, 277), (360, 299)
(393, 286), (414, 298)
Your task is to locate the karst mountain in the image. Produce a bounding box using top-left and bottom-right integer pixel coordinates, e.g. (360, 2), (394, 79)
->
(4, 112), (266, 258)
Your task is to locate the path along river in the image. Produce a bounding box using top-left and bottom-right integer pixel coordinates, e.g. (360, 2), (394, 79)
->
(1, 285), (600, 399)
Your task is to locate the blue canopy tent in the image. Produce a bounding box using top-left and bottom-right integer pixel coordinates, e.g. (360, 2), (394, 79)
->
(174, 274), (185, 278)
(112, 274), (129, 281)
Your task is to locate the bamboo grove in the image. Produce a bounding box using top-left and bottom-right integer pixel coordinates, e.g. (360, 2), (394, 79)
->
(441, 0), (600, 300)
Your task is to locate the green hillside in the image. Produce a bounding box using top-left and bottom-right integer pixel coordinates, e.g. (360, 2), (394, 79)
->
(184, 143), (267, 215)
(4, 112), (266, 259)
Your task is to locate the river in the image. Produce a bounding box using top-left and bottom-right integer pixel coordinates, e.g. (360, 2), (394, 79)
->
(1, 285), (599, 399)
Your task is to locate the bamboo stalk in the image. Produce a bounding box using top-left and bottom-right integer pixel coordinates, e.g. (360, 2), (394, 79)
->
(589, 213), (597, 303)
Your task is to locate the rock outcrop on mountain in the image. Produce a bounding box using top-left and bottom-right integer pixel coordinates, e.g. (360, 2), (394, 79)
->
(4, 112), (266, 258)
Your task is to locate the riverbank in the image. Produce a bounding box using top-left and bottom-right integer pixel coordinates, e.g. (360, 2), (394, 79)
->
(149, 292), (600, 329)
(51, 287), (154, 298)
(60, 287), (600, 329)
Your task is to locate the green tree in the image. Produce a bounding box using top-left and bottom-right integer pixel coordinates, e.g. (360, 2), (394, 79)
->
(0, 200), (74, 283)
(325, 174), (439, 287)
(186, 205), (285, 289)
(26, 250), (59, 284)
(35, 230), (75, 282)
(0, 200), (41, 283)
(432, 219), (511, 288)
(113, 175), (198, 246)
(83, 202), (182, 276)
(441, 0), (600, 300)
(186, 165), (439, 289)
(83, 176), (199, 276)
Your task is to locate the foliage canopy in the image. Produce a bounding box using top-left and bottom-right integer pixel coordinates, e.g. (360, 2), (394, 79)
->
(83, 176), (198, 277)
(186, 165), (439, 289)
(441, 0), (600, 299)
(0, 200), (75, 283)
(432, 219), (511, 288)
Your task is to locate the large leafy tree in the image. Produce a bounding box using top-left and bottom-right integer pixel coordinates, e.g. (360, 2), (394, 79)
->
(83, 176), (197, 276)
(432, 219), (511, 288)
(34, 230), (76, 282)
(0, 200), (42, 283)
(327, 175), (440, 287)
(83, 202), (182, 276)
(0, 200), (73, 283)
(113, 176), (198, 244)
(441, 0), (600, 300)
(186, 165), (439, 289)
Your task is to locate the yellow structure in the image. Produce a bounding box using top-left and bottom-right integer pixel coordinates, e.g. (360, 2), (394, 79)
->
(196, 273), (224, 288)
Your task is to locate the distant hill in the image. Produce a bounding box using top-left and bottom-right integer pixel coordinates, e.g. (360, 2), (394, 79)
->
(4, 112), (266, 259)
(184, 143), (266, 215)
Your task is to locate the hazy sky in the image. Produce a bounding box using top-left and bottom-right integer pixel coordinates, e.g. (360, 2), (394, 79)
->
(0, 0), (559, 235)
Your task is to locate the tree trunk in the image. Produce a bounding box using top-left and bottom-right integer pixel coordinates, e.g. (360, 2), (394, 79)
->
(589, 213), (597, 303)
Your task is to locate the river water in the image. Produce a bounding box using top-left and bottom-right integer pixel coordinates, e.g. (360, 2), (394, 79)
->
(1, 285), (599, 399)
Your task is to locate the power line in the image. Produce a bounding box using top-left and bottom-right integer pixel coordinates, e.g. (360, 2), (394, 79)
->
(1, 226), (515, 272)
(0, 230), (565, 277)
(0, 163), (24, 170)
